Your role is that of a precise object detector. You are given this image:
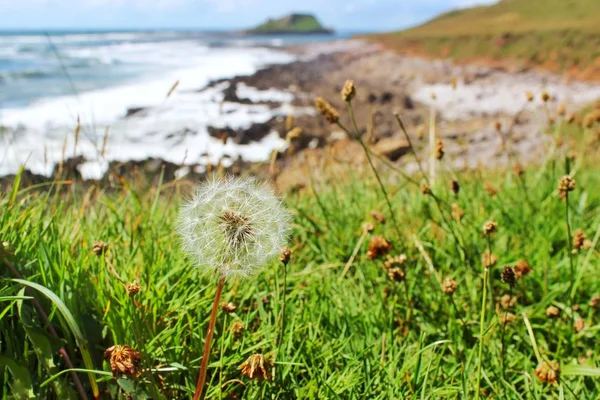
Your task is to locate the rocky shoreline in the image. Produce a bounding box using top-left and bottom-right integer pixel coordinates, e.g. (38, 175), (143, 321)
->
(3, 39), (600, 192)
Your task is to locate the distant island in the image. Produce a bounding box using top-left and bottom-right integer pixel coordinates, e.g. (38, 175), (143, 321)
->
(245, 13), (334, 35)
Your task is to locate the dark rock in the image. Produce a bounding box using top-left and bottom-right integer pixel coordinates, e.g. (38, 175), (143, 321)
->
(207, 121), (274, 145)
(125, 107), (146, 118)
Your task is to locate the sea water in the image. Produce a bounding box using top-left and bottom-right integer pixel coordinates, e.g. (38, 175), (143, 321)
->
(0, 30), (343, 178)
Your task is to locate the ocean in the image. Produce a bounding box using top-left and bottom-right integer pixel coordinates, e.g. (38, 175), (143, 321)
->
(0, 30), (349, 178)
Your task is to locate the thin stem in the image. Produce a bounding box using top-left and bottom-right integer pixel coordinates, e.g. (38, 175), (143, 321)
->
(500, 286), (513, 381)
(565, 192), (576, 337)
(346, 101), (402, 241)
(193, 274), (225, 400)
(275, 260), (288, 383)
(475, 267), (489, 400)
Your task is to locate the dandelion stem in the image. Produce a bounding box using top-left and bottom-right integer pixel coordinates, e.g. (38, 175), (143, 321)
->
(193, 274), (225, 400)
(475, 267), (488, 400)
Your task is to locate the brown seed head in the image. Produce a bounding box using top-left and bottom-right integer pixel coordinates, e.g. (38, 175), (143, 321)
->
(566, 113), (576, 124)
(240, 354), (271, 380)
(434, 139), (445, 160)
(341, 79), (356, 102)
(482, 251), (498, 268)
(442, 277), (458, 295)
(589, 296), (600, 308)
(285, 127), (302, 142)
(92, 241), (108, 256)
(500, 294), (517, 309)
(546, 305), (560, 318)
(387, 268), (406, 283)
(494, 120), (502, 131)
(501, 266), (516, 286)
(484, 181), (498, 197)
(483, 221), (498, 235)
(450, 77), (457, 90)
(512, 163), (524, 177)
(573, 229), (586, 251)
(514, 259), (532, 279)
(557, 104), (566, 116)
(370, 211), (386, 224)
(104, 345), (141, 378)
(526, 91), (534, 102)
(231, 321), (245, 338)
(420, 183), (431, 196)
(367, 236), (392, 259)
(451, 203), (465, 221)
(220, 302), (237, 313)
(574, 318), (585, 333)
(557, 175), (576, 195)
(126, 282), (141, 297)
(384, 254), (407, 269)
(279, 246), (292, 265)
(541, 91), (550, 103)
(535, 361), (560, 384)
(450, 179), (460, 195)
(315, 97), (339, 124)
(362, 222), (375, 233)
(501, 312), (516, 325)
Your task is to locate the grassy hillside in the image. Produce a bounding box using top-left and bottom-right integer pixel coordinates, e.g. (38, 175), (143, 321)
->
(367, 0), (600, 80)
(247, 13), (333, 34)
(1, 84), (600, 398)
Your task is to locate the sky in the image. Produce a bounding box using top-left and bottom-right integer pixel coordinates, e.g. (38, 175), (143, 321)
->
(0, 0), (497, 31)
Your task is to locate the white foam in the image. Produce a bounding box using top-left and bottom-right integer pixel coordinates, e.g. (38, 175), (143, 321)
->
(0, 46), (297, 178)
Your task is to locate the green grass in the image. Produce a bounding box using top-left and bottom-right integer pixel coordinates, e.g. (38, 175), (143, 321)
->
(1, 104), (600, 398)
(366, 0), (600, 79)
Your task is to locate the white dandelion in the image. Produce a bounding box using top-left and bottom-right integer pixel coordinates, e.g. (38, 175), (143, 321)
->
(179, 176), (291, 400)
(178, 175), (291, 277)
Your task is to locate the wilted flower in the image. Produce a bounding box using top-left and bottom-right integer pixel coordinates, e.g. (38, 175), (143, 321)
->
(451, 203), (464, 221)
(500, 294), (517, 309)
(420, 183), (431, 195)
(482, 251), (498, 268)
(279, 246), (292, 265)
(370, 211), (386, 224)
(387, 268), (405, 282)
(574, 318), (585, 333)
(221, 302), (237, 313)
(546, 305), (560, 318)
(573, 229), (586, 251)
(501, 266), (516, 286)
(501, 312), (516, 325)
(231, 321), (245, 338)
(384, 254), (407, 269)
(240, 354), (271, 380)
(442, 278), (458, 295)
(315, 97), (339, 124)
(514, 259), (532, 279)
(92, 241), (108, 256)
(535, 361), (560, 384)
(104, 345), (141, 378)
(178, 176), (291, 278)
(341, 79), (356, 102)
(366, 236), (392, 259)
(125, 282), (141, 297)
(434, 139), (445, 160)
(450, 179), (460, 195)
(557, 175), (575, 198)
(589, 296), (600, 309)
(483, 221), (498, 235)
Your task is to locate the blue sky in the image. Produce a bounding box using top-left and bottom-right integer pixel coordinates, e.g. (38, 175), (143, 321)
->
(0, 0), (496, 31)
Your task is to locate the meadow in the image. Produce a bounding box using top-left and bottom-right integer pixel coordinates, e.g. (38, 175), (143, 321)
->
(1, 81), (600, 399)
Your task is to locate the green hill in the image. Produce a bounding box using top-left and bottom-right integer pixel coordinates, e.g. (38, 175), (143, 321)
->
(246, 13), (333, 35)
(367, 0), (600, 80)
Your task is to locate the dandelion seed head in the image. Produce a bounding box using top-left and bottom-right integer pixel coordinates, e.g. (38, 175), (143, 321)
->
(178, 176), (291, 278)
